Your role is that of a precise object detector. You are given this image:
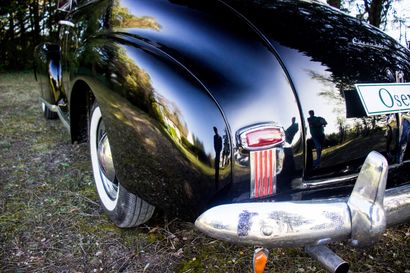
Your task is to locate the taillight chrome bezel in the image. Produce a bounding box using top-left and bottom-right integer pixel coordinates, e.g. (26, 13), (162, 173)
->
(237, 123), (286, 151)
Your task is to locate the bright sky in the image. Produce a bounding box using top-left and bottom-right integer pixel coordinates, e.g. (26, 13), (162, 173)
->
(345, 0), (410, 47)
(384, 0), (410, 46)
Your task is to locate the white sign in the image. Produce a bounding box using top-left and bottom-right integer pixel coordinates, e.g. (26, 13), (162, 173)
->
(355, 83), (410, 116)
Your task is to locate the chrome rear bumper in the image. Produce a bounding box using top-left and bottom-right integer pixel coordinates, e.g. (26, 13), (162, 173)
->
(195, 151), (410, 248)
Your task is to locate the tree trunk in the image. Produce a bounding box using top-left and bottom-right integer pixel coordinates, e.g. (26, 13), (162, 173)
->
(40, 0), (48, 38)
(16, 4), (28, 68)
(367, 0), (383, 27)
(327, 0), (342, 9)
(5, 12), (15, 69)
(8, 11), (14, 41)
(364, 0), (393, 28)
(32, 0), (41, 45)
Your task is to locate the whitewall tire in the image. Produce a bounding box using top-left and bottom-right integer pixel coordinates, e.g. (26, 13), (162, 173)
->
(89, 102), (155, 227)
(41, 102), (58, 119)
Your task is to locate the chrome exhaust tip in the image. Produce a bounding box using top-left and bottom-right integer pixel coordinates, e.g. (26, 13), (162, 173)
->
(305, 245), (349, 273)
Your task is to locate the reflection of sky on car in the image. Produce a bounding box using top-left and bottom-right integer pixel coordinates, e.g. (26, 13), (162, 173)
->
(274, 45), (343, 135)
(346, 1), (410, 46)
(116, 0), (401, 141)
(120, 0), (272, 81)
(117, 0), (301, 137)
(122, 44), (224, 154)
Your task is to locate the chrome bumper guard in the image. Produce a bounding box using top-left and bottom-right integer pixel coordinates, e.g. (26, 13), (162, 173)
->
(195, 151), (410, 248)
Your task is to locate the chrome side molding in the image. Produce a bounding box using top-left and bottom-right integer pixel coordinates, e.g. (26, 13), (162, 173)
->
(58, 20), (75, 28)
(40, 99), (58, 113)
(195, 151), (410, 248)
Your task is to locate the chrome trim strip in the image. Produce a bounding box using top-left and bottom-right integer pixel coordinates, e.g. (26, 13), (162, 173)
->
(39, 98), (70, 131)
(296, 160), (410, 190)
(40, 98), (58, 113)
(250, 149), (277, 198)
(195, 151), (410, 248)
(58, 20), (75, 28)
(294, 173), (358, 189)
(56, 108), (70, 131)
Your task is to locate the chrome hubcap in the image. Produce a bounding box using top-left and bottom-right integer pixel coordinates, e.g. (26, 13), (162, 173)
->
(98, 134), (116, 181)
(97, 121), (118, 200)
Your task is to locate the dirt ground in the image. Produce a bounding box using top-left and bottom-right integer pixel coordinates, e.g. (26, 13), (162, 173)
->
(0, 72), (409, 273)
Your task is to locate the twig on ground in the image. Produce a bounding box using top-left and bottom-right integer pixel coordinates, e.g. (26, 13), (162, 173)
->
(65, 191), (100, 207)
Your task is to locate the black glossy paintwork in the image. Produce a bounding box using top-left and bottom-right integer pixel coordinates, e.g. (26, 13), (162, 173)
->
(34, 43), (63, 104)
(82, 40), (233, 217)
(34, 0), (410, 218)
(223, 0), (410, 179)
(107, 0), (305, 204)
(56, 1), (225, 217)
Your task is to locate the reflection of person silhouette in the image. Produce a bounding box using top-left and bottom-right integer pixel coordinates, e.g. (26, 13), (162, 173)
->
(307, 110), (327, 168)
(213, 126), (222, 189)
(285, 117), (298, 144)
(398, 113), (410, 163)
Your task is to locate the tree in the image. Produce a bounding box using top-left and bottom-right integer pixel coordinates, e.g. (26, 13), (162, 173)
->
(363, 0), (393, 28)
(0, 0), (60, 71)
(341, 0), (394, 28)
(327, 0), (342, 9)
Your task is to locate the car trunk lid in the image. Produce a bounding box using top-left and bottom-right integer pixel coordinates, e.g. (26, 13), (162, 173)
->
(222, 0), (410, 180)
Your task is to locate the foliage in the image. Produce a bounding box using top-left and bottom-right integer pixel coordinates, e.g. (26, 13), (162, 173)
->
(327, 0), (343, 9)
(0, 0), (406, 71)
(0, 0), (62, 71)
(357, 0), (394, 28)
(328, 0), (396, 28)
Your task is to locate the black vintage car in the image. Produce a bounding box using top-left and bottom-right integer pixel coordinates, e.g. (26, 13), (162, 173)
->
(34, 0), (410, 272)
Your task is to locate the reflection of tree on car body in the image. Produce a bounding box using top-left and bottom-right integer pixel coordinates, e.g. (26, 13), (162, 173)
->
(222, 129), (230, 167)
(307, 110), (327, 168)
(398, 113), (410, 163)
(385, 114), (397, 162)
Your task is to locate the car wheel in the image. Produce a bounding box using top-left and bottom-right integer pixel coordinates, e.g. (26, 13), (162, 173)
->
(89, 102), (155, 227)
(41, 102), (58, 119)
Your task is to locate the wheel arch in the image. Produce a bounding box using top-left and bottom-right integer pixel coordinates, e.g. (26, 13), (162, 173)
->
(72, 37), (233, 219)
(69, 79), (95, 144)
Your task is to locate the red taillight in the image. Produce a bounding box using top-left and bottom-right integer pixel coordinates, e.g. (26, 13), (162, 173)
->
(239, 125), (285, 150)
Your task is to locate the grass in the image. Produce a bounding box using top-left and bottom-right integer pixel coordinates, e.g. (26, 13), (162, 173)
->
(0, 72), (409, 272)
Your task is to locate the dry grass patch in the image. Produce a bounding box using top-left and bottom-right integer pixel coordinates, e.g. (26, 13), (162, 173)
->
(0, 72), (409, 273)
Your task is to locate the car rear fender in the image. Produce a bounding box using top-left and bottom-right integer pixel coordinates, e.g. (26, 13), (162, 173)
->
(71, 35), (232, 218)
(107, 0), (306, 202)
(33, 43), (63, 105)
